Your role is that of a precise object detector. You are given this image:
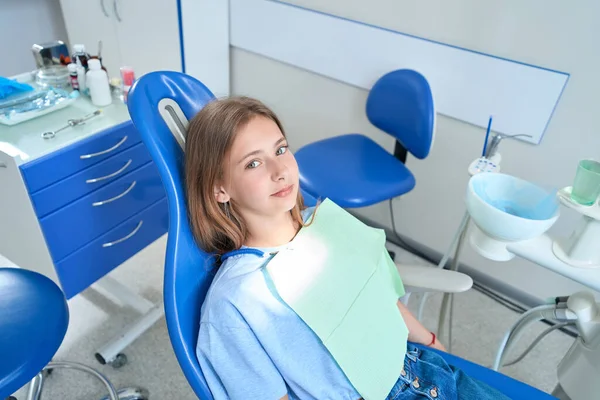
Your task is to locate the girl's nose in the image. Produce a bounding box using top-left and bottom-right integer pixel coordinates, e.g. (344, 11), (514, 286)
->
(271, 158), (289, 181)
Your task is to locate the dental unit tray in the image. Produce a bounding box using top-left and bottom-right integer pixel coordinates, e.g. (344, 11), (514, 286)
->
(0, 87), (75, 126)
(0, 72), (76, 126)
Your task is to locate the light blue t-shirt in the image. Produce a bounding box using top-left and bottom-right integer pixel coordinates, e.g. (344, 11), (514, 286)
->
(196, 208), (361, 400)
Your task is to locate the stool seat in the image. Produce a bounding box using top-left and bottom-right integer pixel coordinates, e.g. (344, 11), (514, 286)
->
(0, 268), (69, 398)
(296, 134), (416, 208)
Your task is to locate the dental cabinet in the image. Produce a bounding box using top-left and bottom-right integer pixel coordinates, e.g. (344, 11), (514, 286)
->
(0, 95), (168, 299)
(58, 0), (182, 79)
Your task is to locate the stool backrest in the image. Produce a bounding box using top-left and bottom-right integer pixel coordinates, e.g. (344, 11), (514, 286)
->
(127, 71), (216, 399)
(366, 69), (435, 160)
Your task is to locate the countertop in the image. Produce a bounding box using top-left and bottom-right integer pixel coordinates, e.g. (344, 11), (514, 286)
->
(0, 77), (130, 165)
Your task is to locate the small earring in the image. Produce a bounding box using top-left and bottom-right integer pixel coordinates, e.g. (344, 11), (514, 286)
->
(223, 202), (231, 219)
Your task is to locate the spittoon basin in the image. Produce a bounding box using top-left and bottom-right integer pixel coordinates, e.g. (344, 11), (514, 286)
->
(466, 173), (560, 242)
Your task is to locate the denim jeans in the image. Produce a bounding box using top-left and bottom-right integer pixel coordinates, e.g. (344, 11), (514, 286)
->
(386, 344), (510, 400)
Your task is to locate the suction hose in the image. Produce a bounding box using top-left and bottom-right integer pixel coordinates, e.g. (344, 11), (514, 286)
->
(492, 304), (577, 371)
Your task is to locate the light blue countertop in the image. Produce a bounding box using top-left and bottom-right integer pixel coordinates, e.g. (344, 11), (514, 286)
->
(0, 77), (131, 165)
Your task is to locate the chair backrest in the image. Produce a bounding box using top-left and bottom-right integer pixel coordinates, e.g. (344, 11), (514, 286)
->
(127, 72), (318, 399)
(366, 69), (435, 160)
(127, 71), (216, 399)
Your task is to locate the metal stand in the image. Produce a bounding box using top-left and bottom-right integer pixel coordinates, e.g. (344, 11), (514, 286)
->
(25, 361), (148, 400)
(92, 276), (165, 367)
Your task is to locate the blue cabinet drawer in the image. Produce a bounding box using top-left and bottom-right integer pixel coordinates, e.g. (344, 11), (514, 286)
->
(31, 143), (152, 218)
(21, 121), (141, 193)
(40, 161), (165, 262)
(55, 197), (168, 298)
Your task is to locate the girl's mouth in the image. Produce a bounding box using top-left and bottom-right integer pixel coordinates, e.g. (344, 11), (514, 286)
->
(272, 184), (294, 198)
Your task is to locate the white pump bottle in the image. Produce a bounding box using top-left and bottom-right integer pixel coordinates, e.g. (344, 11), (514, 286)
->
(86, 59), (112, 107)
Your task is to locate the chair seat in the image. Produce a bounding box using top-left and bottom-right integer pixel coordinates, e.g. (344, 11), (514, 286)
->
(295, 134), (415, 208)
(0, 268), (69, 398)
(414, 344), (556, 399)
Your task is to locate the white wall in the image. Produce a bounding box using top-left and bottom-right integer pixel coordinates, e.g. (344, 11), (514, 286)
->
(231, 0), (600, 303)
(0, 0), (68, 77)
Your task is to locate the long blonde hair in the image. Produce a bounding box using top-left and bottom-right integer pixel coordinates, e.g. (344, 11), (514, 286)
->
(185, 96), (309, 258)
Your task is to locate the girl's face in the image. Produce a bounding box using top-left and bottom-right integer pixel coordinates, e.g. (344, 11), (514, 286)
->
(215, 116), (299, 219)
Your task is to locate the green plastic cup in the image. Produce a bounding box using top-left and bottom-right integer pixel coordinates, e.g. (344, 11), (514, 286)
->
(571, 159), (600, 206)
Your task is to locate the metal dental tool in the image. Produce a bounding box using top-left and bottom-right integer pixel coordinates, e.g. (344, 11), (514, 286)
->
(41, 109), (102, 139)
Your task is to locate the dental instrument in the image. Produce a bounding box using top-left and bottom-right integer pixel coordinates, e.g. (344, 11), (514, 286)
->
(41, 109), (102, 139)
(501, 322), (574, 368)
(492, 299), (578, 371)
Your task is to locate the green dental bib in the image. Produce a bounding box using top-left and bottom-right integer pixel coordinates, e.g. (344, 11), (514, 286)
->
(265, 199), (408, 399)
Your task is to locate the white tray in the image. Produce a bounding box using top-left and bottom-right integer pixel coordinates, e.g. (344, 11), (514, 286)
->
(0, 71), (77, 126)
(0, 97), (76, 126)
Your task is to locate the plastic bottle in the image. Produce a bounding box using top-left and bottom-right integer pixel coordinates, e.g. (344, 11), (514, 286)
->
(72, 44), (90, 69)
(68, 63), (79, 91)
(86, 59), (112, 106)
(75, 58), (87, 92)
(120, 66), (135, 103)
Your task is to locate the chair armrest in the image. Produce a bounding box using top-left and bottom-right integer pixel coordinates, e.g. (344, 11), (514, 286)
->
(396, 264), (473, 293)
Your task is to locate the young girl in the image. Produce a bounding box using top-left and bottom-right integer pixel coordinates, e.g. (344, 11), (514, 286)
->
(185, 97), (509, 400)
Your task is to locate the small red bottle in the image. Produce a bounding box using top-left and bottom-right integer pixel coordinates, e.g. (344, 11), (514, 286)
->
(68, 63), (79, 90)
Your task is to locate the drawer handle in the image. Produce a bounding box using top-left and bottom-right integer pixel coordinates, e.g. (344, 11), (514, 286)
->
(92, 181), (136, 206)
(102, 220), (143, 247)
(80, 136), (128, 159)
(86, 159), (132, 184)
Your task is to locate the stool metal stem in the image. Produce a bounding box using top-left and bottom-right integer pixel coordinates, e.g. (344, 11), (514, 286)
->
(26, 361), (119, 400)
(25, 372), (44, 400)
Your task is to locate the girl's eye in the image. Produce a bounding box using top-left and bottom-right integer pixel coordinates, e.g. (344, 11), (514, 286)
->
(246, 160), (261, 169)
(276, 146), (288, 156)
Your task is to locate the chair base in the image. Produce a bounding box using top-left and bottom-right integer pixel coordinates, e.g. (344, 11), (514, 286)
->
(23, 361), (148, 400)
(91, 276), (164, 367)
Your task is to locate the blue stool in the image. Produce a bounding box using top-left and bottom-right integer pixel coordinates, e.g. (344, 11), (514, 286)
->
(295, 69), (434, 209)
(0, 268), (147, 400)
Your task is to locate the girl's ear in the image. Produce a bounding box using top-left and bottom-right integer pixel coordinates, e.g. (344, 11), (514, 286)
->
(214, 184), (230, 204)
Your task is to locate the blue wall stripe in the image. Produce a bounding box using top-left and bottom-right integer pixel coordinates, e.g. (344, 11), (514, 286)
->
(176, 0), (186, 73)
(266, 0), (569, 78)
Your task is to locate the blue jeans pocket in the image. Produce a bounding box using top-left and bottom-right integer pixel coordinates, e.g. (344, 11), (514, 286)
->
(387, 345), (510, 400)
(387, 346), (444, 400)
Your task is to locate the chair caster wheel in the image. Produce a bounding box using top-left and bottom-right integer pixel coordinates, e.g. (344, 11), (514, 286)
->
(6, 396), (18, 400)
(110, 353), (128, 369)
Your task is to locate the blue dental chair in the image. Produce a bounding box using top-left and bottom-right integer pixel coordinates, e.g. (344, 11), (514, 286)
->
(127, 71), (556, 400)
(295, 69), (435, 208)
